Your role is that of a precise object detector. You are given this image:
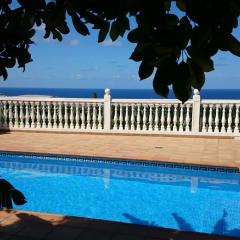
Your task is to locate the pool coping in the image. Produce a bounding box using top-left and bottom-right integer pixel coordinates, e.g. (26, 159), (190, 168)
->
(0, 150), (239, 174)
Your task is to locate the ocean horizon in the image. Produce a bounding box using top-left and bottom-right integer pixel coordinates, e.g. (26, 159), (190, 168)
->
(0, 87), (239, 99)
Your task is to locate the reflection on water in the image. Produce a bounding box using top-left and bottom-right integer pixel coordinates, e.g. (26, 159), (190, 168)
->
(0, 158), (239, 193)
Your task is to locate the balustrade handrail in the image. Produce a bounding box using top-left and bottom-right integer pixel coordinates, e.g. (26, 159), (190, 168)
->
(0, 89), (239, 136)
(201, 99), (240, 104)
(112, 99), (189, 104)
(0, 96), (104, 103)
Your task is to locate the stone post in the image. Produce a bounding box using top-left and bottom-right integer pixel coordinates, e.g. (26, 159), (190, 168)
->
(192, 89), (201, 133)
(104, 88), (112, 130)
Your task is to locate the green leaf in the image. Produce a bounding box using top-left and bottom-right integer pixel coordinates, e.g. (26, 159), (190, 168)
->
(52, 29), (62, 41)
(138, 61), (154, 80)
(152, 58), (178, 98)
(176, 0), (186, 11)
(72, 13), (89, 36)
(191, 55), (214, 72)
(178, 16), (191, 49)
(98, 22), (110, 43)
(56, 21), (70, 34)
(1, 68), (8, 80)
(4, 58), (16, 68)
(228, 34), (240, 57)
(187, 58), (205, 90)
(164, 0), (171, 11)
(172, 61), (192, 103)
(153, 69), (169, 98)
(27, 29), (35, 39)
(127, 28), (139, 43)
(130, 50), (142, 62)
(110, 21), (120, 41)
(118, 16), (130, 36)
(44, 28), (51, 39)
(166, 14), (179, 28)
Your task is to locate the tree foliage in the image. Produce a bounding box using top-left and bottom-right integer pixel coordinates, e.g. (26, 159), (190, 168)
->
(0, 0), (240, 102)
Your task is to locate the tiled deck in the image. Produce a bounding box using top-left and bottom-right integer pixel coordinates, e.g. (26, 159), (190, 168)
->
(0, 131), (240, 240)
(0, 131), (239, 168)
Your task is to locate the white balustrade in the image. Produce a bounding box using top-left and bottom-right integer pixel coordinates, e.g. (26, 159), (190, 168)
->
(0, 90), (239, 135)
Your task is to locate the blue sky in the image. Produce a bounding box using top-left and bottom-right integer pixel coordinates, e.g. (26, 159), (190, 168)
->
(1, 11), (240, 90)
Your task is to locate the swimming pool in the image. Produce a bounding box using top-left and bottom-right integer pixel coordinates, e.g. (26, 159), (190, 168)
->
(0, 151), (239, 237)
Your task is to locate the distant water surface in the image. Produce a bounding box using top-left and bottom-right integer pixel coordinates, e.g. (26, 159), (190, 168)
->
(0, 88), (239, 99)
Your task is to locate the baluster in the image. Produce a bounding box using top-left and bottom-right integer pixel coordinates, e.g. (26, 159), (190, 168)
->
(202, 105), (207, 132)
(14, 101), (19, 128)
(166, 104), (171, 131)
(70, 103), (74, 129)
(154, 104), (159, 131)
(30, 102), (35, 128)
(227, 104), (233, 133)
(173, 104), (177, 132)
(208, 104), (213, 132)
(80, 104), (85, 129)
(8, 101), (13, 128)
(160, 105), (165, 131)
(41, 102), (46, 129)
(0, 101), (3, 127)
(130, 104), (135, 130)
(113, 104), (118, 130)
(97, 104), (102, 129)
(142, 105), (147, 131)
(64, 102), (68, 129)
(149, 104), (153, 131)
(179, 105), (184, 132)
(75, 103), (80, 129)
(52, 102), (57, 129)
(47, 102), (52, 128)
(36, 102), (41, 129)
(86, 103), (91, 130)
(185, 104), (190, 132)
(58, 102), (63, 129)
(136, 104), (141, 131)
(221, 105), (226, 132)
(2, 101), (8, 127)
(92, 103), (97, 130)
(25, 102), (30, 128)
(234, 105), (239, 133)
(19, 102), (24, 128)
(119, 104), (123, 130)
(214, 105), (219, 133)
(124, 105), (129, 130)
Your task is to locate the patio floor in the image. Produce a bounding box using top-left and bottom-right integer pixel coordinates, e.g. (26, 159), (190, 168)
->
(0, 131), (239, 168)
(0, 131), (239, 240)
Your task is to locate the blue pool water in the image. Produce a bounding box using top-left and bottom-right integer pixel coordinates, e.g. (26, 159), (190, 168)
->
(0, 152), (240, 237)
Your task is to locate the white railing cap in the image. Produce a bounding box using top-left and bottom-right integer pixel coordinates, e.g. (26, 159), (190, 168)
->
(0, 96), (104, 103)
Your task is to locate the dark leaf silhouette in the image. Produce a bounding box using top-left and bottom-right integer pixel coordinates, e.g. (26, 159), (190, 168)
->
(0, 178), (27, 209)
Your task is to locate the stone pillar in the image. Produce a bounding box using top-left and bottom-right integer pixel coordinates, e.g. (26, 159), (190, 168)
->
(192, 89), (201, 133)
(104, 88), (112, 130)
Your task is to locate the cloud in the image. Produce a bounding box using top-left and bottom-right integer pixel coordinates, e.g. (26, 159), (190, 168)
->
(69, 39), (80, 46)
(100, 39), (122, 47)
(131, 74), (139, 79)
(112, 75), (121, 79)
(76, 74), (83, 80)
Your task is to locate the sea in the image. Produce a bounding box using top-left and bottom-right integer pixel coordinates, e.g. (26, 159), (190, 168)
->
(0, 88), (239, 99)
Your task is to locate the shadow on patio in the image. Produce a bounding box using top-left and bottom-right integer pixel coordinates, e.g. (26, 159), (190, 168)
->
(0, 210), (239, 240)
